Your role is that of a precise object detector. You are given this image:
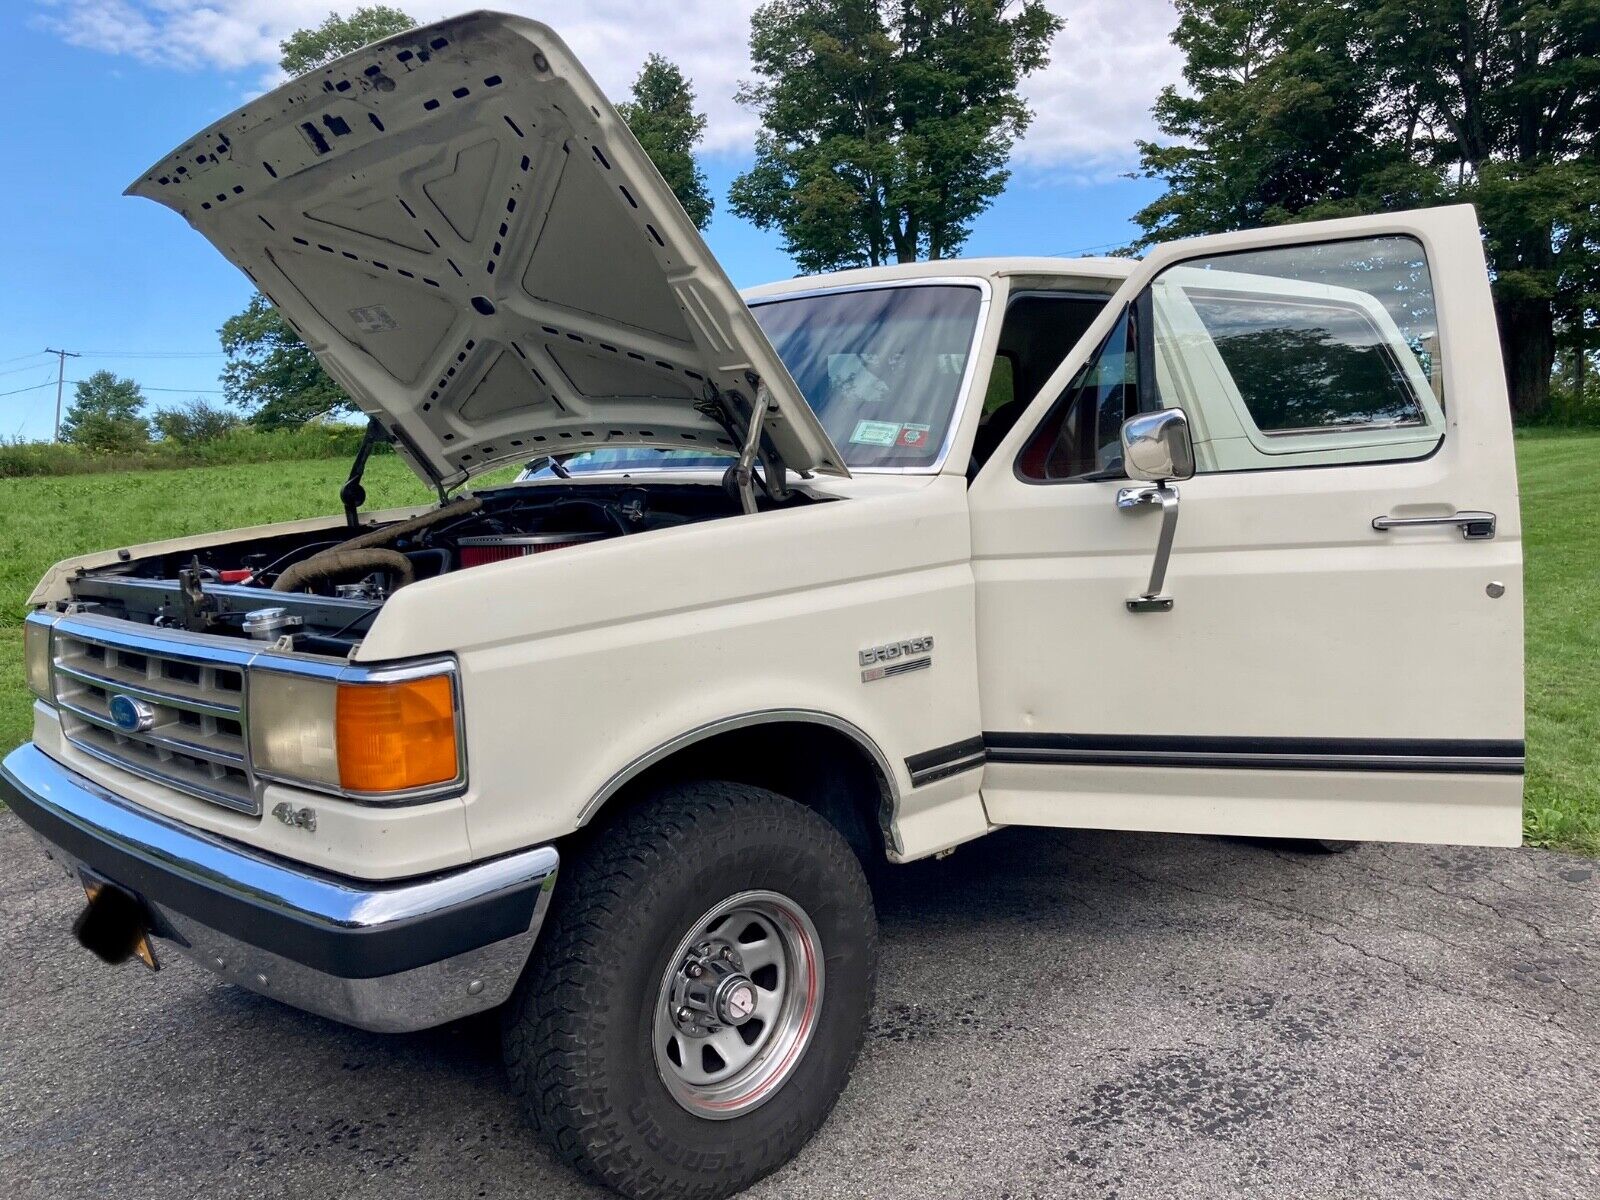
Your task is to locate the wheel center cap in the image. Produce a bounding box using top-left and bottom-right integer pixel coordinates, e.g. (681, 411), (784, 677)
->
(715, 977), (758, 1026)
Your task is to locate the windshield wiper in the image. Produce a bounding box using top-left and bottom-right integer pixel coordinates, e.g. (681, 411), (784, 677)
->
(525, 454), (572, 479)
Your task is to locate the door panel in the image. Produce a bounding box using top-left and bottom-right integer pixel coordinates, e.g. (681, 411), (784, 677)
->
(967, 206), (1524, 845)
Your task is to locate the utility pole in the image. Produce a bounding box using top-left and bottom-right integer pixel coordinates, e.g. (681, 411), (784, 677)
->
(43, 348), (80, 442)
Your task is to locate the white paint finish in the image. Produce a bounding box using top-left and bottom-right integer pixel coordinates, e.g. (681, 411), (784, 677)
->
(981, 762), (1522, 847)
(127, 12), (846, 485)
(968, 205), (1523, 844)
(21, 209), (1525, 873)
(359, 474), (990, 860)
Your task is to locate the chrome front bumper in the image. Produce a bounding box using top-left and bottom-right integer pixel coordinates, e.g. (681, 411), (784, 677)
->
(1, 743), (559, 1032)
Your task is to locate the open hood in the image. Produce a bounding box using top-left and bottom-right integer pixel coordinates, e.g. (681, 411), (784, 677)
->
(128, 11), (847, 489)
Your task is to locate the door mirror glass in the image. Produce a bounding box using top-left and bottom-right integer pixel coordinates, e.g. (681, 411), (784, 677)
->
(1121, 408), (1195, 483)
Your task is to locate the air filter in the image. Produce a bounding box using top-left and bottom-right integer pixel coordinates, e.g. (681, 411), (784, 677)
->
(458, 533), (605, 569)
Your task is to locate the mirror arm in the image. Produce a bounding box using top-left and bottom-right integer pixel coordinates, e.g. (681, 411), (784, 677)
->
(1117, 482), (1180, 613)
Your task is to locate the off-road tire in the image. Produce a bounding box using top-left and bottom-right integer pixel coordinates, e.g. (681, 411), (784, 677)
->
(502, 782), (878, 1200)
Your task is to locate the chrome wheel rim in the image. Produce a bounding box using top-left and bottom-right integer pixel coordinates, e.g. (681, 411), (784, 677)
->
(652, 889), (824, 1120)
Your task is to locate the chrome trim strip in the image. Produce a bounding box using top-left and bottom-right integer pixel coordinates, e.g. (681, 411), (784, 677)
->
(578, 708), (901, 829)
(56, 699), (247, 767)
(53, 613), (262, 669)
(2, 743), (556, 931)
(66, 735), (258, 815)
(53, 661), (242, 719)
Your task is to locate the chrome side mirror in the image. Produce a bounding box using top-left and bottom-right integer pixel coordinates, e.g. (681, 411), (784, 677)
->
(1120, 408), (1195, 484)
(1115, 409), (1194, 614)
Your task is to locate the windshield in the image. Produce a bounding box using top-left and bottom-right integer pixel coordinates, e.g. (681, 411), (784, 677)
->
(521, 283), (983, 479)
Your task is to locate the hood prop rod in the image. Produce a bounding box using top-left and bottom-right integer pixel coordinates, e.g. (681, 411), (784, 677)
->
(340, 419), (391, 530)
(715, 380), (790, 516)
(728, 387), (772, 516)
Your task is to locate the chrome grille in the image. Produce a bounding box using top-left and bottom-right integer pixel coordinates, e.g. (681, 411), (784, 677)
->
(51, 624), (258, 815)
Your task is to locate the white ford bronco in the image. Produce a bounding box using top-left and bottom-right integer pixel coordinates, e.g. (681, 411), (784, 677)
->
(4, 12), (1524, 1199)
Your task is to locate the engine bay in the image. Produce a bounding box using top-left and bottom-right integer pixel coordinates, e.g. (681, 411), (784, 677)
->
(66, 481), (816, 654)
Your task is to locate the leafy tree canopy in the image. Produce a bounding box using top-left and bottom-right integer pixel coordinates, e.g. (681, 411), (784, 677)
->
(152, 398), (242, 444)
(223, 9), (418, 427)
(221, 294), (353, 428)
(730, 0), (1062, 273)
(1133, 0), (1600, 420)
(61, 370), (150, 452)
(279, 6), (417, 76)
(619, 55), (715, 229)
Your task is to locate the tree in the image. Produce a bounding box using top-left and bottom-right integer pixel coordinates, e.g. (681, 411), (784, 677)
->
(222, 9), (417, 426)
(729, 0), (1062, 273)
(1133, 0), (1600, 420)
(278, 6), (417, 76)
(221, 294), (353, 428)
(152, 398), (242, 444)
(61, 371), (150, 453)
(618, 55), (715, 229)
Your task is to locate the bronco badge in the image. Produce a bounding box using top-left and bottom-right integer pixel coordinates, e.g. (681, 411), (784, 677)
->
(859, 636), (934, 682)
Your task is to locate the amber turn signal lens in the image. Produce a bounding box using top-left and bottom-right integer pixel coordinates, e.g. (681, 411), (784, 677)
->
(336, 674), (459, 794)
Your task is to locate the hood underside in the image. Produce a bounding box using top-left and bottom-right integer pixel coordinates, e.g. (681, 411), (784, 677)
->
(128, 11), (846, 487)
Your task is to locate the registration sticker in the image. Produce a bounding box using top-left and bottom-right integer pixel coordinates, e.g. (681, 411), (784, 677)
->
(850, 419), (902, 446)
(897, 424), (932, 448)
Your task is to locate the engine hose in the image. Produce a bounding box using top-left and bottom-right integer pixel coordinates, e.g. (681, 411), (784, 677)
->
(330, 495), (483, 552)
(272, 547), (415, 594)
(269, 496), (481, 593)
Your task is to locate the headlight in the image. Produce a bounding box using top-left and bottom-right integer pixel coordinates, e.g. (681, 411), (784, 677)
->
(24, 618), (53, 702)
(249, 662), (462, 799)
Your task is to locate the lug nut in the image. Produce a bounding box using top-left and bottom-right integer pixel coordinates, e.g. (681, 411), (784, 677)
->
(720, 947), (735, 962)
(687, 964), (703, 979)
(677, 1006), (694, 1023)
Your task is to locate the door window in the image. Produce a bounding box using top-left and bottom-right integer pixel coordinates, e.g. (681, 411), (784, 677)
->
(1016, 236), (1446, 481)
(1150, 236), (1445, 471)
(1016, 306), (1149, 481)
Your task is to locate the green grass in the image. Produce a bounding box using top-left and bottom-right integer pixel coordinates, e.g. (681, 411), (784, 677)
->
(1517, 429), (1600, 853)
(0, 441), (1595, 853)
(0, 456), (434, 755)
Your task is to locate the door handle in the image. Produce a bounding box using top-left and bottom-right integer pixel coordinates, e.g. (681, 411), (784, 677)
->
(1117, 483), (1180, 612)
(1371, 510), (1497, 540)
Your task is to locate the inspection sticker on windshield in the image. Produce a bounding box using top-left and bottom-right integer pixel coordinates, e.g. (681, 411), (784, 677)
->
(850, 419), (902, 446)
(897, 424), (932, 448)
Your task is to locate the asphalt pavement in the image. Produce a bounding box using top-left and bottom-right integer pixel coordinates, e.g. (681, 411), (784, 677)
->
(2, 811), (1595, 1200)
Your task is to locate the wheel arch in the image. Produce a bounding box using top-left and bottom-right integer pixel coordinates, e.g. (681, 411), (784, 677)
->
(577, 710), (902, 864)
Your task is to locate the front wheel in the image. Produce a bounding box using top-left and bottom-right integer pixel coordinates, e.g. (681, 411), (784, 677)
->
(502, 782), (877, 1200)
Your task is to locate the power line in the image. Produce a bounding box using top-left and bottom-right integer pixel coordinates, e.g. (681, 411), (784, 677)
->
(0, 361), (57, 378)
(0, 379), (56, 399)
(1050, 238), (1133, 257)
(0, 378), (226, 397)
(63, 381), (227, 394)
(75, 350), (227, 359)
(0, 350), (48, 366)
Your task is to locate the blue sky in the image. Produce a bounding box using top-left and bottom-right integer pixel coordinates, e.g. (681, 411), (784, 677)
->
(0, 2), (1178, 441)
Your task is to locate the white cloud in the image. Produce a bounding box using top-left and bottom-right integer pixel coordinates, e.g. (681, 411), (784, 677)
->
(34, 0), (1181, 169)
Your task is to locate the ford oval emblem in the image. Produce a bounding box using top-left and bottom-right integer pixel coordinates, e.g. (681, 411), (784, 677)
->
(108, 694), (156, 733)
